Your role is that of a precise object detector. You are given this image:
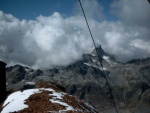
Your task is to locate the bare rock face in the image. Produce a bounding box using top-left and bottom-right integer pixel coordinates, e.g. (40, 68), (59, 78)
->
(5, 46), (150, 113)
(1, 81), (98, 113)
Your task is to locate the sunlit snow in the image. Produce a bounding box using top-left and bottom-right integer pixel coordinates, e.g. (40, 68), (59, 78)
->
(2, 89), (41, 113)
(2, 88), (54, 113)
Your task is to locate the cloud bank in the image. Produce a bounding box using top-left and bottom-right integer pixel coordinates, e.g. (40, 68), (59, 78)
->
(0, 0), (150, 68)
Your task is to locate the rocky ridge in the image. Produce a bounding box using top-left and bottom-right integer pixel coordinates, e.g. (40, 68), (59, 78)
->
(1, 81), (98, 113)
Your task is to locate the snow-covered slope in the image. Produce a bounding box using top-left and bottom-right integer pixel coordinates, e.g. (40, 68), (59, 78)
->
(1, 82), (98, 113)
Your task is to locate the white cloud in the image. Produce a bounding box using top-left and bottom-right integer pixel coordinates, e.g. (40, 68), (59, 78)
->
(130, 39), (150, 53)
(111, 0), (150, 26)
(0, 11), (94, 69)
(0, 0), (150, 68)
(74, 0), (105, 20)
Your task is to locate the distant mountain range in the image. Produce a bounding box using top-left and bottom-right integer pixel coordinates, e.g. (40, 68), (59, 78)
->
(5, 46), (150, 113)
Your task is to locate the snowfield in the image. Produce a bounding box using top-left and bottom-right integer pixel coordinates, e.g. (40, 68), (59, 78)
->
(2, 89), (42, 113)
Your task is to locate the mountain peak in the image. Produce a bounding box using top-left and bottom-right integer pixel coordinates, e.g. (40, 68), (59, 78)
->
(91, 45), (107, 58)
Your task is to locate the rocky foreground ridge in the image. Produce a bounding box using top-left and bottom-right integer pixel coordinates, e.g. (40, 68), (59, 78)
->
(5, 46), (150, 113)
(0, 81), (98, 113)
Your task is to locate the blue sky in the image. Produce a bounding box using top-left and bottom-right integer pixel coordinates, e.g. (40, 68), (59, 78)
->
(0, 0), (114, 20)
(0, 0), (150, 68)
(0, 0), (76, 19)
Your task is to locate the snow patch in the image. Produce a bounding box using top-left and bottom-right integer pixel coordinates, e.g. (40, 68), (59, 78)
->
(2, 88), (55, 113)
(26, 82), (35, 85)
(91, 53), (96, 57)
(24, 68), (30, 72)
(84, 62), (103, 71)
(103, 67), (107, 70)
(103, 56), (114, 66)
(103, 56), (109, 60)
(84, 102), (97, 113)
(49, 90), (75, 112)
(84, 63), (92, 67)
(50, 99), (75, 111)
(49, 92), (64, 100)
(2, 89), (40, 113)
(91, 58), (96, 62)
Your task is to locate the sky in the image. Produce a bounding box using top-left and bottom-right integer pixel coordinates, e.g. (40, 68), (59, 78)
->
(0, 0), (150, 69)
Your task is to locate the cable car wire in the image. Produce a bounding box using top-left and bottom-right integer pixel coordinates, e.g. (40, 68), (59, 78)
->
(78, 0), (119, 113)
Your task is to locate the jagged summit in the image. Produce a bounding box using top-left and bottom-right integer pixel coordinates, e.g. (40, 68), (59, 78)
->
(83, 45), (118, 70)
(91, 45), (107, 57)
